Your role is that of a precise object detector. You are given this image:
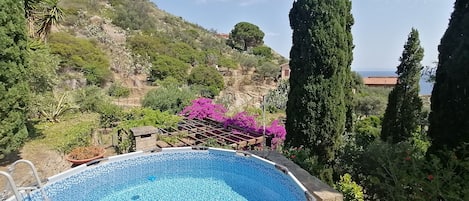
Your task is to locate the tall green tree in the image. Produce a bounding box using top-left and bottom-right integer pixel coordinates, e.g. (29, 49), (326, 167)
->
(228, 22), (264, 51)
(428, 0), (469, 153)
(285, 0), (354, 164)
(381, 29), (424, 143)
(0, 0), (31, 158)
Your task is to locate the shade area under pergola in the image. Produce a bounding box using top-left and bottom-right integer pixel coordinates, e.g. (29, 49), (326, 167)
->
(128, 118), (267, 150)
(159, 118), (266, 149)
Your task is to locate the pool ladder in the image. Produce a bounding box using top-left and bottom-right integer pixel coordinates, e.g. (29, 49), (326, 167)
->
(0, 159), (49, 201)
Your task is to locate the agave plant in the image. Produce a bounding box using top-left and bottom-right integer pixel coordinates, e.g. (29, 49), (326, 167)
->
(37, 92), (78, 122)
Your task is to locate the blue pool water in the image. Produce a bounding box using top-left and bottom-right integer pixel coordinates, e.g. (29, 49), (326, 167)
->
(24, 149), (307, 201)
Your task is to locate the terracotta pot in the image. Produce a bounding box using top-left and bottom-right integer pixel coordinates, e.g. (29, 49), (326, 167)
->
(65, 147), (106, 165)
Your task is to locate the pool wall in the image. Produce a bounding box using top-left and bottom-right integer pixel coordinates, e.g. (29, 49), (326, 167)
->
(20, 147), (315, 201)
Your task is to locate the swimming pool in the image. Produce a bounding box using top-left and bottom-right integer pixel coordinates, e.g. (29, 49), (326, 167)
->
(23, 147), (311, 201)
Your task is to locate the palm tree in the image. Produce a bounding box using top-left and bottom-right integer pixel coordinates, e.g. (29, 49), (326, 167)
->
(36, 0), (64, 42)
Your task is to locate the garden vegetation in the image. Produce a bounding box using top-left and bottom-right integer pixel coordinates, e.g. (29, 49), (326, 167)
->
(1, 0), (468, 200)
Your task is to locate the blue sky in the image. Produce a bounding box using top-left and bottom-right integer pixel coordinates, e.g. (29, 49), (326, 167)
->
(152, 0), (453, 71)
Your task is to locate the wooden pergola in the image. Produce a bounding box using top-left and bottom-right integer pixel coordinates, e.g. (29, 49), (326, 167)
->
(154, 118), (266, 149)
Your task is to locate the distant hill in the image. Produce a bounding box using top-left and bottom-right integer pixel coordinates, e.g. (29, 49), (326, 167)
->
(51, 0), (287, 109)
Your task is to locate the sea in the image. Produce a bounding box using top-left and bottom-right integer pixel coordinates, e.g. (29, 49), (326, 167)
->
(357, 71), (433, 95)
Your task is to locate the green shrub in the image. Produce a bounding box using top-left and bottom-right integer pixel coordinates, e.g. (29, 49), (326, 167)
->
(33, 113), (99, 153)
(127, 34), (203, 66)
(49, 32), (111, 86)
(263, 80), (289, 113)
(57, 120), (97, 154)
(115, 108), (181, 153)
(155, 76), (183, 88)
(354, 115), (381, 147)
(127, 34), (168, 60)
(32, 92), (78, 122)
(168, 42), (204, 65)
(142, 86), (195, 114)
(98, 103), (124, 128)
(150, 55), (189, 83)
(74, 86), (109, 112)
(27, 46), (60, 93)
(218, 56), (238, 69)
(189, 85), (218, 98)
(188, 66), (224, 97)
(109, 0), (157, 31)
(256, 62), (279, 80)
(239, 55), (258, 73)
(283, 147), (334, 185)
(356, 141), (469, 200)
(108, 82), (130, 98)
(119, 108), (181, 130)
(251, 46), (273, 59)
(336, 174), (365, 201)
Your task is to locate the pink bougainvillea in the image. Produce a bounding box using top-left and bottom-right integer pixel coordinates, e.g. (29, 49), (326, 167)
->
(179, 98), (227, 121)
(223, 112), (259, 132)
(181, 97), (287, 148)
(265, 119), (286, 140)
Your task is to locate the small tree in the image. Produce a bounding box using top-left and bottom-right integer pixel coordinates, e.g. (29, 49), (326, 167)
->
(381, 29), (424, 143)
(108, 82), (130, 98)
(228, 22), (264, 51)
(188, 66), (224, 97)
(150, 55), (189, 83)
(251, 46), (273, 59)
(256, 62), (280, 80)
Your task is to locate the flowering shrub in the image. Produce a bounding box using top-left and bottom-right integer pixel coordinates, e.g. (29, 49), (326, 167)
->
(181, 98), (287, 147)
(180, 98), (227, 121)
(264, 119), (286, 146)
(224, 112), (258, 132)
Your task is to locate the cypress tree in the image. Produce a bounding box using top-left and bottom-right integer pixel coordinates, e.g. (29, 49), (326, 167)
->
(381, 29), (424, 143)
(0, 0), (30, 158)
(286, 0), (354, 164)
(428, 0), (469, 152)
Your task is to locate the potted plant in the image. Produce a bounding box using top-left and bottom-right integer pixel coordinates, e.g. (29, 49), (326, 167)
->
(65, 146), (106, 165)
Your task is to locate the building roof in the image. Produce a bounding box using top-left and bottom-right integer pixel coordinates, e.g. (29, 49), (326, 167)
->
(216, 33), (229, 39)
(363, 76), (398, 86)
(280, 63), (290, 70)
(130, 126), (159, 136)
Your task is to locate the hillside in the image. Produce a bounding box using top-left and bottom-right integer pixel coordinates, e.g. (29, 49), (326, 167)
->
(0, 0), (289, 187)
(53, 0), (287, 110)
